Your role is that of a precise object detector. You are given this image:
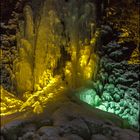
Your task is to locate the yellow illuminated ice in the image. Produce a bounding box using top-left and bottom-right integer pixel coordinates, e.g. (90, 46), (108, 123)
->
(0, 2), (100, 116)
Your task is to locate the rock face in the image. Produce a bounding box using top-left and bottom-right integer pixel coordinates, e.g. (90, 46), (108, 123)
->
(59, 118), (90, 139)
(1, 101), (139, 140)
(89, 28), (140, 130)
(0, 1), (139, 140)
(91, 134), (108, 140)
(101, 53), (139, 128)
(73, 24), (139, 130)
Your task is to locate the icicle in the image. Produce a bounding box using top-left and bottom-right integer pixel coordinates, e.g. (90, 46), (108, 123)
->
(1, 0), (100, 115)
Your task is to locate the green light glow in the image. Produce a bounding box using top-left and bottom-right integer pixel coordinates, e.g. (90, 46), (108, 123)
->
(76, 88), (101, 107)
(76, 88), (139, 129)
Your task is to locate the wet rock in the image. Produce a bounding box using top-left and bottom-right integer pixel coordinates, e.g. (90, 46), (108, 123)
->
(127, 64), (139, 72)
(61, 134), (84, 140)
(1, 120), (25, 140)
(60, 118), (90, 140)
(40, 135), (61, 140)
(102, 41), (121, 53)
(131, 81), (140, 92)
(116, 84), (129, 90)
(19, 133), (41, 140)
(33, 118), (53, 128)
(37, 126), (60, 137)
(101, 25), (113, 44)
(122, 46), (129, 52)
(98, 72), (108, 84)
(102, 91), (113, 101)
(109, 50), (124, 61)
(1, 40), (10, 47)
(101, 125), (114, 136)
(32, 134), (41, 140)
(113, 68), (124, 75)
(52, 102), (83, 126)
(1, 101), (139, 140)
(104, 84), (115, 93)
(91, 134), (108, 140)
(122, 129), (139, 139)
(21, 123), (37, 134)
(113, 94), (121, 102)
(125, 88), (139, 100)
(116, 77), (134, 86)
(123, 72), (138, 80)
(75, 88), (101, 106)
(118, 132), (133, 140)
(101, 58), (114, 71)
(109, 75), (116, 84)
(21, 132), (35, 140)
(84, 118), (104, 134)
(101, 25), (113, 34)
(40, 119), (53, 127)
(93, 80), (102, 93)
(110, 126), (121, 137)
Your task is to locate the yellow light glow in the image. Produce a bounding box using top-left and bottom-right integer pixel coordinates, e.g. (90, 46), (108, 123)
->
(1, 3), (100, 116)
(1, 34), (99, 116)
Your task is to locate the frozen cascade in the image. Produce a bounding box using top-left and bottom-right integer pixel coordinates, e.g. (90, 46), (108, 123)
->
(1, 0), (100, 115)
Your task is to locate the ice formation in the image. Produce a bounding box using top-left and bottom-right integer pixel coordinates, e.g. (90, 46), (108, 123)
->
(1, 0), (99, 116)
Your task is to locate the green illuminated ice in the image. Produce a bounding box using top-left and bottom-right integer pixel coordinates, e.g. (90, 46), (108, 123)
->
(76, 87), (139, 130)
